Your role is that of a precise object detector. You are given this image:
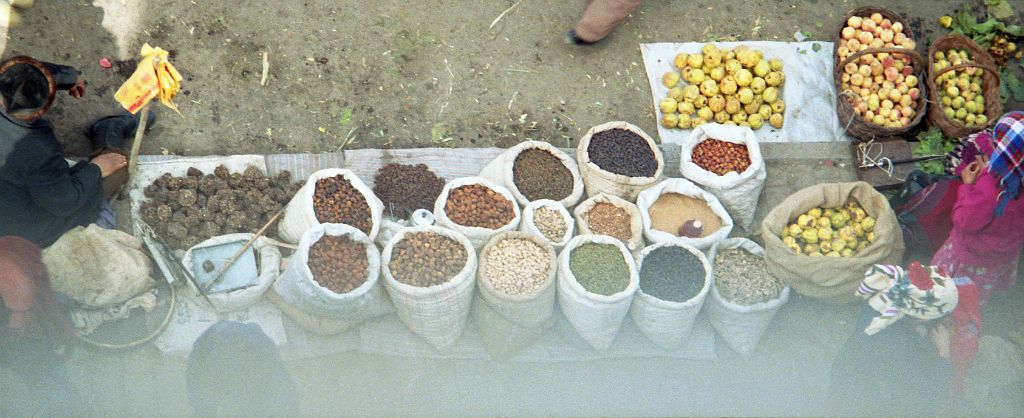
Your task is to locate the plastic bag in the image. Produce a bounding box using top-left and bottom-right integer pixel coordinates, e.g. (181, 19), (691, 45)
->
(114, 43), (182, 113)
(576, 121), (664, 201)
(433, 176), (522, 250)
(278, 168), (384, 244)
(181, 233), (282, 313)
(679, 123), (767, 231)
(636, 178), (734, 251)
(628, 242), (712, 350)
(479, 140), (585, 208)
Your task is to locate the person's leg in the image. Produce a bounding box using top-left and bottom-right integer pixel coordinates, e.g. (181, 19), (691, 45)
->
(85, 111), (156, 153)
(572, 0), (643, 43)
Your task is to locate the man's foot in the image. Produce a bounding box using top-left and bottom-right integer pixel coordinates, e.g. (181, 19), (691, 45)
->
(566, 29), (600, 46)
(86, 111), (156, 152)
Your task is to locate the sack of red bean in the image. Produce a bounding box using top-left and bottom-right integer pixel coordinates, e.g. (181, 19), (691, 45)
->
(520, 200), (575, 250)
(434, 177), (522, 249)
(679, 123), (766, 231)
(573, 193), (644, 252)
(272, 223), (391, 326)
(577, 121), (665, 201)
(628, 242), (712, 350)
(381, 226), (478, 350)
(277, 169), (384, 244)
(473, 231), (558, 359)
(479, 140), (585, 208)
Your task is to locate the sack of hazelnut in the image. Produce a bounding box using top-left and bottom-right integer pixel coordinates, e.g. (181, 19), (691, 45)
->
(679, 123), (767, 232)
(278, 169), (384, 244)
(433, 177), (522, 250)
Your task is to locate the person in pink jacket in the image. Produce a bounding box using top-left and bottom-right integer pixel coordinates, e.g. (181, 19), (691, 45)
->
(932, 111), (1024, 305)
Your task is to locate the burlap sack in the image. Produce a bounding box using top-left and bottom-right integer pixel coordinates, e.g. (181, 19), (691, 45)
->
(679, 123), (767, 232)
(628, 242), (712, 351)
(760, 181), (905, 303)
(381, 225), (477, 351)
(434, 176), (522, 250)
(43, 225), (154, 308)
(574, 193), (644, 252)
(576, 121), (664, 201)
(472, 231), (557, 359)
(520, 200), (574, 250)
(278, 168), (384, 244)
(479, 140), (585, 208)
(182, 233), (282, 313)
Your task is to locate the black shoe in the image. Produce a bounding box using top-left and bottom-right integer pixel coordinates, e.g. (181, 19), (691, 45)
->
(566, 29), (600, 46)
(86, 111), (157, 152)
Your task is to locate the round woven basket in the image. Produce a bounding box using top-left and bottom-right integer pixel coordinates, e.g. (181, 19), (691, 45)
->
(833, 6), (927, 142)
(926, 34), (1003, 139)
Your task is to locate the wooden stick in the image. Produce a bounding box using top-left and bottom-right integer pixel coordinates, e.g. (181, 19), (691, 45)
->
(202, 207), (285, 293)
(126, 104), (151, 177)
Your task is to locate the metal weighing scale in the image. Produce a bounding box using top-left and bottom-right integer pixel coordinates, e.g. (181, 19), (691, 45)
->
(189, 240), (260, 294)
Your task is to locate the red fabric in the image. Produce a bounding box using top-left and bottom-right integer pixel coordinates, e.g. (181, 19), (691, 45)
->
(949, 279), (981, 396)
(0, 236), (44, 314)
(907, 261), (933, 290)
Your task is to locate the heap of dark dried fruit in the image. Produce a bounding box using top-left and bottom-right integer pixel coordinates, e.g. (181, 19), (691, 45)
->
(139, 165), (302, 250)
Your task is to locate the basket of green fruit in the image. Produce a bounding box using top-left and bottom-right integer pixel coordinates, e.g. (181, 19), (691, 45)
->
(926, 34), (1002, 138)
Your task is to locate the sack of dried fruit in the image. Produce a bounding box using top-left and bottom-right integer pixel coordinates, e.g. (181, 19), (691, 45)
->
(760, 181), (904, 302)
(273, 223), (391, 327)
(181, 233), (282, 313)
(679, 123), (767, 231)
(557, 234), (639, 351)
(520, 200), (575, 250)
(277, 168), (384, 244)
(706, 238), (790, 356)
(382, 226), (478, 351)
(628, 242), (712, 351)
(573, 193), (644, 252)
(577, 121), (664, 201)
(479, 140), (585, 208)
(472, 231), (558, 359)
(636, 178), (734, 251)
(433, 177), (522, 249)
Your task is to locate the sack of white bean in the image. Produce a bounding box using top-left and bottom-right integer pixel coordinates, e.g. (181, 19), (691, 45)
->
(472, 231), (558, 359)
(519, 200), (574, 250)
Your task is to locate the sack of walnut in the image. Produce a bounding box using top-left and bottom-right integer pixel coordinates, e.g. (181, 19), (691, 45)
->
(479, 140), (585, 208)
(680, 124), (767, 232)
(628, 242), (712, 351)
(277, 168), (384, 244)
(706, 238), (790, 356)
(272, 223), (391, 327)
(573, 193), (644, 252)
(382, 226), (478, 351)
(520, 200), (574, 250)
(472, 231), (558, 359)
(577, 121), (665, 201)
(636, 178), (734, 251)
(433, 177), (522, 250)
(181, 233), (282, 313)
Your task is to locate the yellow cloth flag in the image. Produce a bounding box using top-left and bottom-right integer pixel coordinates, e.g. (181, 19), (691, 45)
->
(114, 43), (183, 114)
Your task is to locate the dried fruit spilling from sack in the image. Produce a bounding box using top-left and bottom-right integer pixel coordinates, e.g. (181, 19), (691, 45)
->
(779, 199), (877, 258)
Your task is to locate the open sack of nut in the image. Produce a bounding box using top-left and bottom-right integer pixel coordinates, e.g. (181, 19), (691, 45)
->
(182, 233), (282, 313)
(272, 223), (391, 329)
(520, 200), (575, 250)
(277, 168), (384, 244)
(628, 242), (712, 351)
(705, 238), (790, 356)
(679, 123), (767, 231)
(557, 234), (639, 352)
(381, 226), (478, 351)
(576, 121), (664, 201)
(637, 178), (733, 251)
(574, 193), (644, 252)
(479, 140), (585, 208)
(472, 231), (558, 359)
(433, 176), (522, 249)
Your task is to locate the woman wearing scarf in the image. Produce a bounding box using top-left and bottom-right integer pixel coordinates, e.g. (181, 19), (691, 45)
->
(931, 111), (1024, 305)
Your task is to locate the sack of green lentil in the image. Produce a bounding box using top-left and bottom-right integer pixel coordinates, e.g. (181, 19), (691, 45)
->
(573, 193), (644, 252)
(706, 238), (790, 356)
(382, 226), (478, 351)
(433, 176), (522, 250)
(760, 181), (905, 303)
(479, 140), (585, 208)
(637, 178), (734, 251)
(520, 200), (574, 250)
(277, 168), (384, 244)
(557, 234), (639, 352)
(576, 121), (665, 201)
(628, 242), (712, 351)
(679, 124), (767, 232)
(181, 233), (282, 313)
(472, 231), (558, 359)
(272, 223), (391, 328)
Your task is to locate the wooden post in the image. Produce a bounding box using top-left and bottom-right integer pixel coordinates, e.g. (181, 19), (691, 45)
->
(126, 104), (150, 177)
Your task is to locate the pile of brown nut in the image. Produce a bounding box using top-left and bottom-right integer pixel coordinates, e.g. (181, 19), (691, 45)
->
(691, 138), (751, 175)
(443, 184), (515, 229)
(388, 232), (467, 287)
(308, 235), (370, 294)
(313, 175), (373, 234)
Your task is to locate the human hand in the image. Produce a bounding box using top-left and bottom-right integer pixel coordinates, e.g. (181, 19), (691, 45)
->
(90, 153), (127, 177)
(68, 78), (86, 98)
(929, 322), (951, 360)
(961, 155), (986, 185)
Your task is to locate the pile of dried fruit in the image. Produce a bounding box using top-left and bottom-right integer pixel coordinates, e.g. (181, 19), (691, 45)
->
(714, 249), (784, 306)
(373, 163), (445, 218)
(313, 175), (373, 234)
(389, 231), (467, 287)
(659, 43), (786, 130)
(308, 235), (369, 294)
(691, 138), (751, 175)
(934, 49), (988, 127)
(444, 184), (516, 229)
(837, 12), (921, 128)
(780, 199), (877, 257)
(587, 128), (658, 177)
(140, 166), (301, 250)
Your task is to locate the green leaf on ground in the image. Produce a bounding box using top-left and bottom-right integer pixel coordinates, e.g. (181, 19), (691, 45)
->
(985, 0), (1014, 20)
(812, 43), (822, 52)
(1001, 69), (1024, 102)
(337, 108), (353, 129)
(913, 127), (952, 174)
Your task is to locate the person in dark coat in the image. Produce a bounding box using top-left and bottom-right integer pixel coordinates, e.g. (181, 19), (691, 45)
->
(0, 56), (152, 247)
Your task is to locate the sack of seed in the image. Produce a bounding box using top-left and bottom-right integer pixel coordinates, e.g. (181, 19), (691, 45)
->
(434, 176), (522, 250)
(557, 234), (639, 352)
(473, 231), (558, 359)
(706, 238), (790, 356)
(679, 123), (767, 232)
(574, 193), (644, 252)
(181, 233), (282, 313)
(382, 226), (477, 351)
(636, 178), (734, 251)
(278, 168), (384, 244)
(479, 140), (585, 208)
(273, 223), (391, 328)
(628, 242), (712, 350)
(577, 121), (664, 201)
(520, 200), (575, 250)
